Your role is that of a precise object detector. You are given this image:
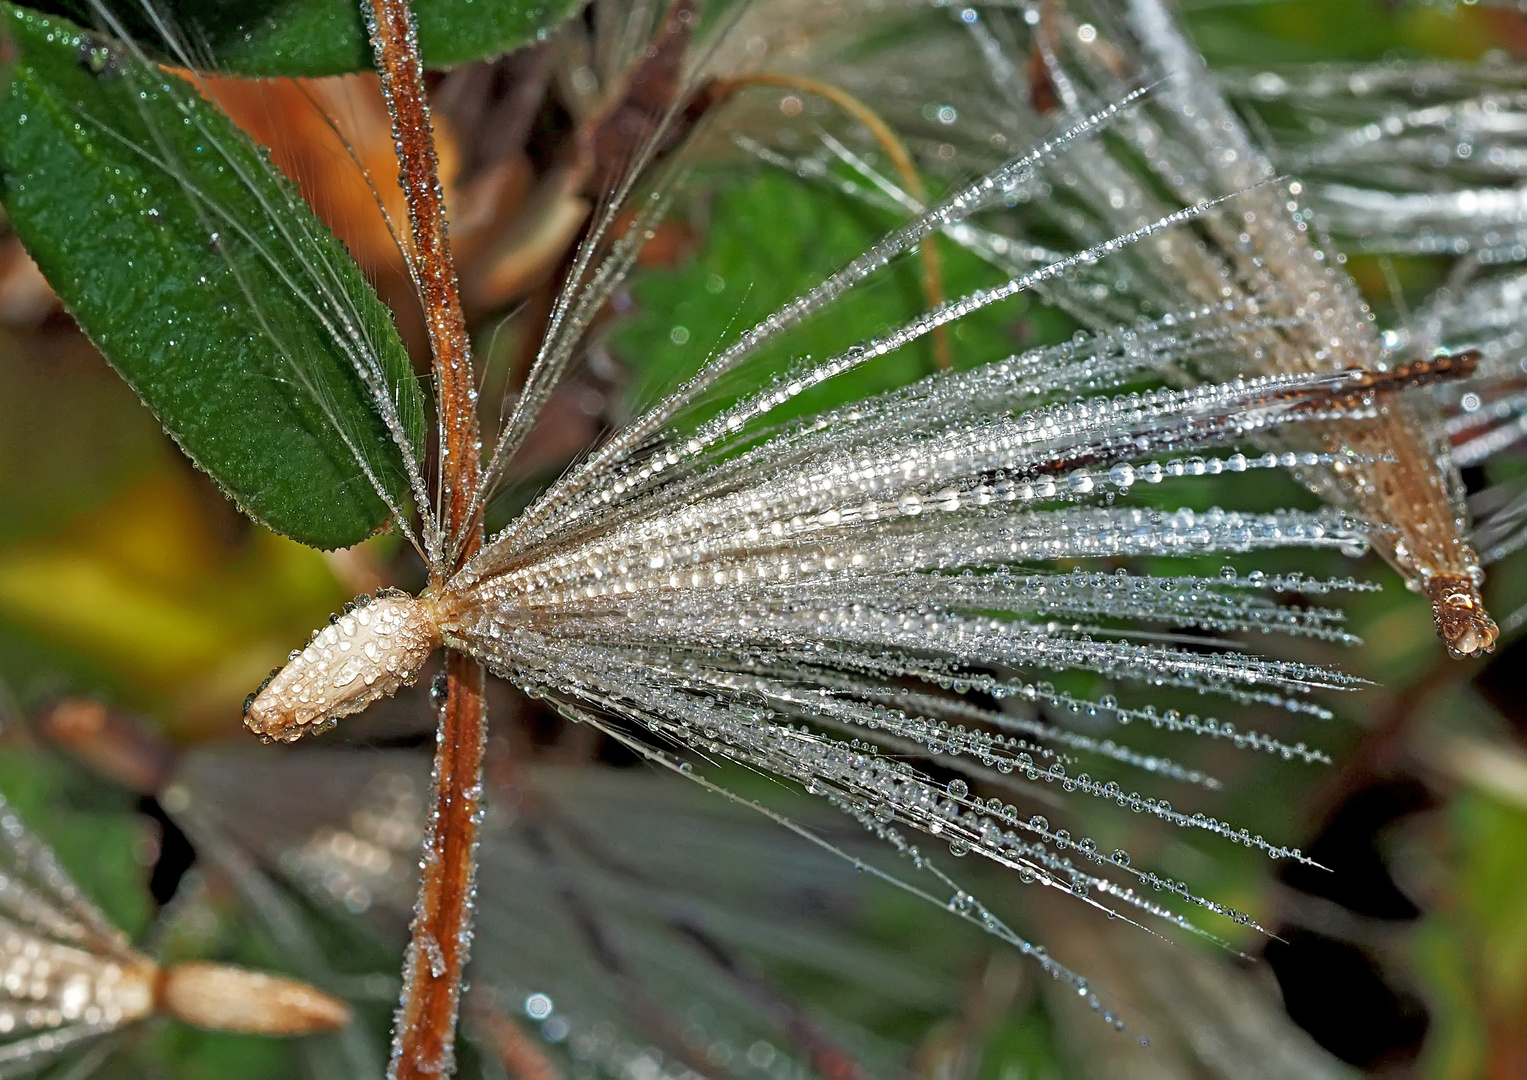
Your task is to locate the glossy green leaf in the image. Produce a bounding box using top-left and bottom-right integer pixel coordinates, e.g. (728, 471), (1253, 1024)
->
(0, 4), (427, 549)
(18, 0), (585, 76)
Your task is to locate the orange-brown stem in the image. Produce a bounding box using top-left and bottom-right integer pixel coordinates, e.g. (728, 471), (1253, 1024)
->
(362, 2), (486, 1077)
(363, 0), (481, 569)
(393, 650), (487, 1079)
(466, 992), (565, 1080)
(1280, 349), (1480, 419)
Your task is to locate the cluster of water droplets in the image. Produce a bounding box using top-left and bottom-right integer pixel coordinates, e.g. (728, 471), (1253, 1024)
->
(325, 3), (1496, 1022)
(151, 0), (1521, 1052)
(1214, 46), (1527, 605)
(1221, 57), (1527, 264)
(0, 795), (163, 1066)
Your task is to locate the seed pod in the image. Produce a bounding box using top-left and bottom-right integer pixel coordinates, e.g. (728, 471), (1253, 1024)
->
(244, 590), (442, 742)
(764, 0), (1500, 655)
(156, 962), (352, 1036)
(0, 789), (351, 1071)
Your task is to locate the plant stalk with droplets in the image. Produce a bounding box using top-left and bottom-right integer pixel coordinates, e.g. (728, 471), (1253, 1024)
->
(360, 1), (486, 1075)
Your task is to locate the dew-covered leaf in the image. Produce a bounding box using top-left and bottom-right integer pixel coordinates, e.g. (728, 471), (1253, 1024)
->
(18, 0), (585, 76)
(0, 3), (426, 549)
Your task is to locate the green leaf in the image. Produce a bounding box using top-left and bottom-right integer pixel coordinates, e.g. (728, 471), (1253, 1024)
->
(0, 3), (427, 549)
(17, 0), (585, 76)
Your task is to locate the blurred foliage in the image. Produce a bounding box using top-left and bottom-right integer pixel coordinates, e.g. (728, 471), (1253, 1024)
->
(611, 169), (1060, 425)
(0, 0), (1523, 1077)
(0, 750), (153, 938)
(1410, 785), (1527, 1080)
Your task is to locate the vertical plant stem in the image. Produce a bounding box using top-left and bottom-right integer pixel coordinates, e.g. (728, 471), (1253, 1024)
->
(362, 2), (486, 1076)
(394, 650), (487, 1079)
(363, 0), (481, 563)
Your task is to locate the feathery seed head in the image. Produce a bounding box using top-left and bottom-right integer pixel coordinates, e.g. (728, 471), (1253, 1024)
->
(0, 790), (353, 1067)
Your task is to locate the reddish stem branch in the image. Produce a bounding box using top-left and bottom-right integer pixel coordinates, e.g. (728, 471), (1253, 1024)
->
(392, 651), (487, 1079)
(362, 2), (486, 1077)
(364, 0), (481, 564)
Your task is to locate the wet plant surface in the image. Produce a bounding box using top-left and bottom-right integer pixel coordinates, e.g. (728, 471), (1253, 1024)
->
(0, 0), (1525, 1078)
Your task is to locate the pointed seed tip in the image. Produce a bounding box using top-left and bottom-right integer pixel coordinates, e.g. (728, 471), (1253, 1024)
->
(1424, 573), (1499, 659)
